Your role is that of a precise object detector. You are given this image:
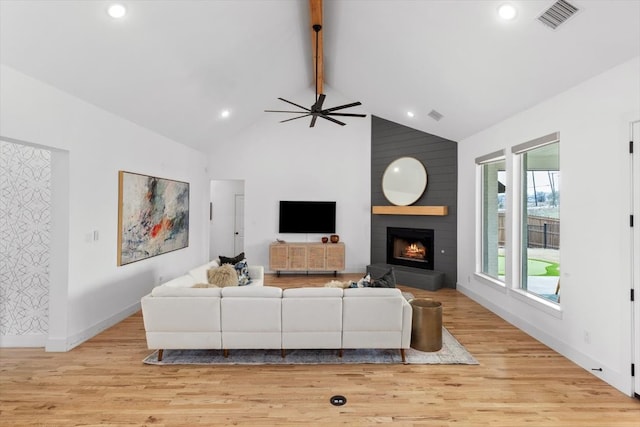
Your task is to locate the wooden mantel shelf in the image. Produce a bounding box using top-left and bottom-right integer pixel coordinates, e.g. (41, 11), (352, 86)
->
(372, 205), (448, 216)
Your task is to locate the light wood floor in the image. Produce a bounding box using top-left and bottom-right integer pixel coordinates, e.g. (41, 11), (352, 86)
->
(1, 274), (638, 426)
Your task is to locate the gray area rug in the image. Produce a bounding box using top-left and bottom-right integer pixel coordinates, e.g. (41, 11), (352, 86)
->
(143, 328), (478, 365)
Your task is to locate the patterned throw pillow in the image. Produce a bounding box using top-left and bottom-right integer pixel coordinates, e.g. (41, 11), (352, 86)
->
(219, 252), (245, 265)
(234, 259), (252, 286)
(207, 264), (239, 287)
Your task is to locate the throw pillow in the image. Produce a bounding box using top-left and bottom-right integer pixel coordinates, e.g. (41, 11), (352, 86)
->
(357, 273), (371, 288)
(207, 264), (239, 287)
(234, 259), (252, 286)
(324, 280), (350, 288)
(371, 267), (396, 288)
(192, 283), (219, 288)
(219, 252), (245, 265)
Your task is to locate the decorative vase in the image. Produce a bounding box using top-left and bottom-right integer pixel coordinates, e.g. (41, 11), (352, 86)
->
(322, 237), (329, 243)
(330, 234), (339, 243)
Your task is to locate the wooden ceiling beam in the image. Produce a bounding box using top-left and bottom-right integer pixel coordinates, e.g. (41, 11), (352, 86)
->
(310, 0), (323, 95)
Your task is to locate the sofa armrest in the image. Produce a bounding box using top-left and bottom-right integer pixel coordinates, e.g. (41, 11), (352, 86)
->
(248, 265), (264, 280)
(401, 297), (413, 349)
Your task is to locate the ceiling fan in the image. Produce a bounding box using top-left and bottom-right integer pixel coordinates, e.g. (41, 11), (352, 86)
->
(265, 23), (366, 127)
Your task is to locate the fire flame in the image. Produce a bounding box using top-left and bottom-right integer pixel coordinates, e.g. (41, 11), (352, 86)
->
(403, 243), (426, 259)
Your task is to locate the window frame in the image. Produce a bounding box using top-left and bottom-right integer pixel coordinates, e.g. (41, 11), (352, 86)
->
(475, 149), (507, 288)
(511, 132), (561, 307)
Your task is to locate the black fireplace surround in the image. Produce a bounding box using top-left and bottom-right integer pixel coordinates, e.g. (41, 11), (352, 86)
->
(386, 227), (434, 270)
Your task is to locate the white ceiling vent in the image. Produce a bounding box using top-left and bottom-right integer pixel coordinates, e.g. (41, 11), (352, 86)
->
(538, 0), (579, 29)
(428, 109), (444, 121)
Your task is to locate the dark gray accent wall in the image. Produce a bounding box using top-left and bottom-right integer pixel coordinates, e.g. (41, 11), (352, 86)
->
(371, 116), (458, 288)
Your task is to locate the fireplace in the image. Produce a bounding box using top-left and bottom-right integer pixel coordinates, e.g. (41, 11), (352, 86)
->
(386, 227), (434, 270)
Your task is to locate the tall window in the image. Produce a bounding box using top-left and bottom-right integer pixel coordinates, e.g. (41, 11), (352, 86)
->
(477, 151), (506, 282)
(513, 134), (560, 303)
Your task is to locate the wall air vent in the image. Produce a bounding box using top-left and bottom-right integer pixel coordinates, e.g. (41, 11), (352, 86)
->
(538, 0), (579, 29)
(428, 110), (444, 121)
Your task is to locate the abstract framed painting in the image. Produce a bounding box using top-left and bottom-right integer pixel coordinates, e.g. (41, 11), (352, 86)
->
(117, 171), (189, 266)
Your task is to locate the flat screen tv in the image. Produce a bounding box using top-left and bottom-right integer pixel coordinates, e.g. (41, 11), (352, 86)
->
(279, 201), (336, 233)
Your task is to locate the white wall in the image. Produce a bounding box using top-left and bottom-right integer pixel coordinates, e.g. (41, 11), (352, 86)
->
(208, 85), (372, 273)
(457, 57), (640, 395)
(0, 65), (210, 350)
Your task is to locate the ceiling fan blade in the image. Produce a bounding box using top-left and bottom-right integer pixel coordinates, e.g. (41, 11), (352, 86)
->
(326, 112), (367, 117)
(310, 115), (318, 127)
(319, 114), (346, 126)
(278, 97), (311, 111)
(279, 114), (311, 123)
(322, 101), (362, 113)
(265, 109), (308, 113)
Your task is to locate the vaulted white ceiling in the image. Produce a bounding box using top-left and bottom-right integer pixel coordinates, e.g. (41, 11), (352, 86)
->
(1, 0), (639, 153)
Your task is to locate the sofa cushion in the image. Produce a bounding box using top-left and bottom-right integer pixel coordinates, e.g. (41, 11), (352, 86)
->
(283, 288), (343, 298)
(162, 274), (197, 288)
(207, 264), (239, 287)
(221, 285), (282, 298)
(220, 285), (282, 349)
(188, 260), (220, 284)
(151, 286), (222, 297)
(343, 288), (402, 297)
(282, 293), (342, 332)
(343, 294), (404, 332)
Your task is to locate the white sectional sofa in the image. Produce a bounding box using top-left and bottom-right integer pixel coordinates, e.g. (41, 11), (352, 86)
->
(141, 283), (413, 362)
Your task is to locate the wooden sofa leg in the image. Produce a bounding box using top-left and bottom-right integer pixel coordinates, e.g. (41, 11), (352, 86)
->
(338, 349), (343, 358)
(281, 349), (286, 358)
(157, 349), (164, 362)
(400, 348), (406, 364)
(223, 349), (229, 358)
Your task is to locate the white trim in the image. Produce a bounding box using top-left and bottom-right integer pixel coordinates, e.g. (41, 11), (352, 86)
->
(457, 284), (631, 395)
(0, 334), (47, 347)
(508, 288), (562, 319)
(474, 272), (507, 293)
(631, 119), (640, 397)
(46, 301), (140, 352)
(476, 156), (507, 282)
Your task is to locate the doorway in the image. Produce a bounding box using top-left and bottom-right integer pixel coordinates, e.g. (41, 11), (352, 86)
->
(234, 194), (245, 255)
(632, 121), (639, 399)
(209, 180), (245, 260)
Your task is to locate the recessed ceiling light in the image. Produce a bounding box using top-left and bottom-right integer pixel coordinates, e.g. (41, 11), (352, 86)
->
(406, 111), (415, 118)
(221, 110), (231, 118)
(498, 4), (517, 20)
(108, 4), (127, 19)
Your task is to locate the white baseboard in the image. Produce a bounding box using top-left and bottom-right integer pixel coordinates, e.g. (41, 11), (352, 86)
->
(0, 334), (47, 347)
(46, 301), (141, 352)
(457, 283), (633, 397)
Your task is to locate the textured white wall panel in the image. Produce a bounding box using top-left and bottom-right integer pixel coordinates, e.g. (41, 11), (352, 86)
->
(0, 140), (51, 337)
